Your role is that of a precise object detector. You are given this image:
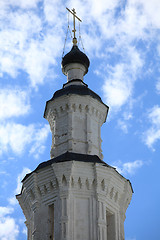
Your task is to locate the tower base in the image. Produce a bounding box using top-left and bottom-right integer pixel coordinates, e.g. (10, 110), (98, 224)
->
(16, 152), (132, 240)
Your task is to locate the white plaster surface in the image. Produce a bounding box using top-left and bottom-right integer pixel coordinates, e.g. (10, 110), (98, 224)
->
(62, 63), (87, 81)
(45, 92), (108, 159)
(17, 161), (132, 240)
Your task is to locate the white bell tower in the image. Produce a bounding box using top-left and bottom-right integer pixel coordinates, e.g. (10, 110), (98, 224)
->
(16, 8), (133, 240)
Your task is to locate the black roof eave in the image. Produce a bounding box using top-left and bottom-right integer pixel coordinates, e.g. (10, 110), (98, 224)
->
(21, 151), (133, 193)
(44, 84), (109, 118)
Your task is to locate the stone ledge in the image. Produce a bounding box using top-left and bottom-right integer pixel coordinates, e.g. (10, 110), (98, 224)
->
(23, 152), (109, 182)
(44, 84), (109, 118)
(22, 152), (133, 194)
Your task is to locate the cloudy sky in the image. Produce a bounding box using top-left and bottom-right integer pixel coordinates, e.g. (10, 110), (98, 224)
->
(0, 0), (160, 239)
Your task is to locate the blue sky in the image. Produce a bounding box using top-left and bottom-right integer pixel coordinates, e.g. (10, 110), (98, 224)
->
(0, 0), (160, 239)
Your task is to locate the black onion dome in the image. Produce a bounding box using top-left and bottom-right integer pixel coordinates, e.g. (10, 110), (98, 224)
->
(62, 45), (90, 73)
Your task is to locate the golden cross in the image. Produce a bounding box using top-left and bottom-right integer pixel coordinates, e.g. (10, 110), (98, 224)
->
(66, 7), (82, 45)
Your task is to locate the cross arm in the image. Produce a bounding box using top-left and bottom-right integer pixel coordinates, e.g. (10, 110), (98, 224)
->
(66, 7), (82, 22)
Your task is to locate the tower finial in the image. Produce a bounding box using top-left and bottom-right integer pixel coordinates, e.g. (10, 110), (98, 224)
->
(66, 7), (82, 45)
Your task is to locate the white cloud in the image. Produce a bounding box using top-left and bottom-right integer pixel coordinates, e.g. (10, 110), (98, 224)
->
(136, 0), (160, 28)
(0, 0), (159, 88)
(9, 0), (41, 9)
(22, 227), (27, 236)
(0, 0), (158, 92)
(0, 122), (50, 156)
(156, 78), (160, 94)
(147, 106), (160, 126)
(44, 0), (64, 24)
(16, 167), (31, 194)
(24, 41), (51, 87)
(0, 171), (7, 175)
(0, 217), (19, 240)
(0, 88), (30, 120)
(0, 206), (19, 240)
(143, 105), (160, 149)
(23, 33), (62, 87)
(114, 160), (144, 175)
(103, 64), (132, 109)
(9, 167), (31, 205)
(11, 11), (42, 34)
(64, 1), (158, 116)
(102, 46), (143, 111)
(29, 124), (50, 158)
(116, 111), (133, 133)
(117, 119), (129, 134)
(0, 9), (43, 80)
(117, 1), (148, 40)
(0, 1), (64, 88)
(0, 206), (13, 218)
(0, 0), (159, 120)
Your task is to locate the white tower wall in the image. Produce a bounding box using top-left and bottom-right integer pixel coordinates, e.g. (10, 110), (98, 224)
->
(17, 159), (132, 240)
(63, 63), (86, 82)
(44, 82), (108, 159)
